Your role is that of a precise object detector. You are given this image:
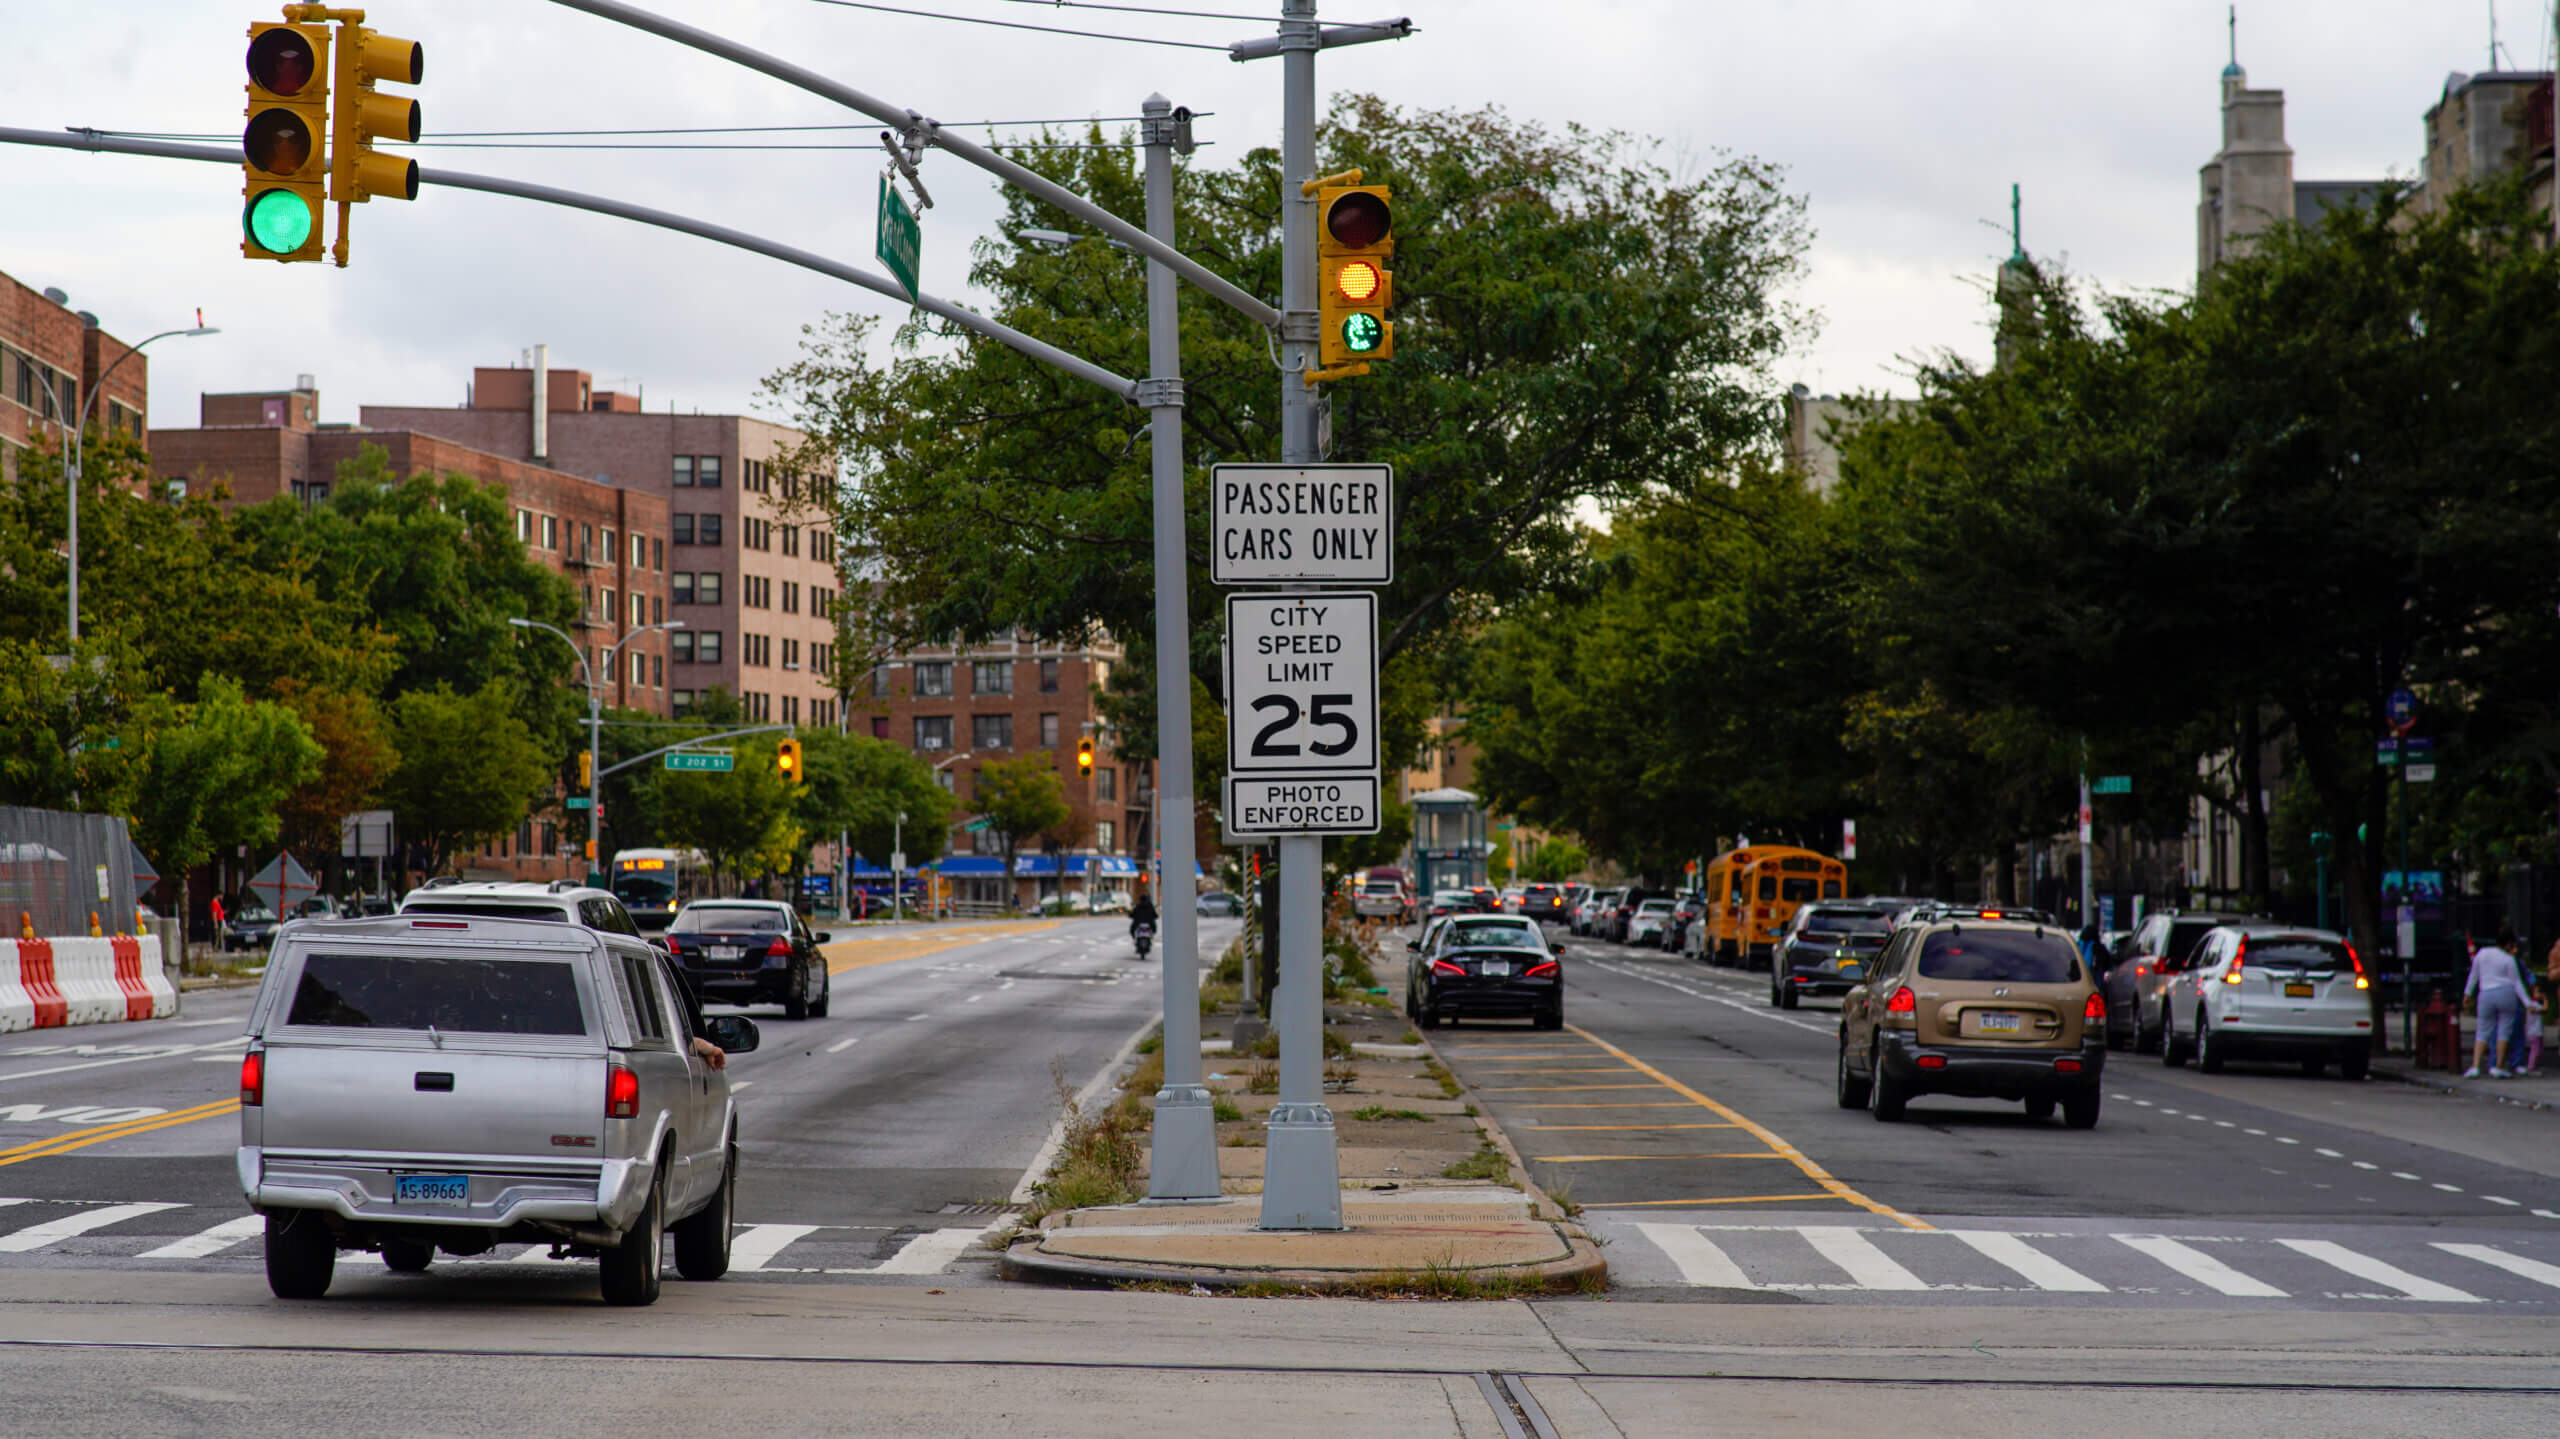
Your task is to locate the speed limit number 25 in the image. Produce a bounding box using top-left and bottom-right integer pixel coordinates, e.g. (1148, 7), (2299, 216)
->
(1225, 593), (1378, 775)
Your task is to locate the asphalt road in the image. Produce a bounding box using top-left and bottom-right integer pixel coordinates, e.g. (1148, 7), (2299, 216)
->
(0, 916), (1226, 1291)
(1433, 925), (2560, 1313)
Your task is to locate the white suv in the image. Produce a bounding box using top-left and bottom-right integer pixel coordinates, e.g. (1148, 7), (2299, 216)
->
(398, 879), (645, 937)
(2160, 924), (2373, 1079)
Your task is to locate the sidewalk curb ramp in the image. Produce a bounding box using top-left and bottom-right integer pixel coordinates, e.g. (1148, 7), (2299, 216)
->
(0, 937), (177, 1031)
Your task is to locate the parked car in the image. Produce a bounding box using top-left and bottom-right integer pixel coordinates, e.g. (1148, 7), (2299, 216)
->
(1351, 868), (1414, 922)
(399, 878), (647, 935)
(239, 912), (759, 1304)
(2097, 910), (2262, 1053)
(658, 900), (835, 1020)
(222, 902), (281, 953)
(1768, 903), (1895, 1008)
(1196, 891), (1244, 917)
(2158, 924), (2372, 1079)
(1498, 884), (1527, 913)
(1406, 914), (1562, 1030)
(1603, 889), (1653, 944)
(1663, 893), (1708, 953)
(1836, 917), (2105, 1127)
(1424, 888), (1478, 921)
(1625, 898), (1677, 947)
(1518, 883), (1571, 923)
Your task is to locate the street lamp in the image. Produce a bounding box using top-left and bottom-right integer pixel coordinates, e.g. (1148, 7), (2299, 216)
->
(509, 614), (685, 879)
(913, 749), (972, 922)
(66, 322), (219, 643)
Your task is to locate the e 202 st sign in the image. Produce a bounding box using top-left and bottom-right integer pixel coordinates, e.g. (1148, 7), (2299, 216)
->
(1211, 464), (1391, 585)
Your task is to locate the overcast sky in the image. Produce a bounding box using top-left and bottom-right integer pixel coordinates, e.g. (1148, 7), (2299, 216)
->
(2, 1), (2513, 432)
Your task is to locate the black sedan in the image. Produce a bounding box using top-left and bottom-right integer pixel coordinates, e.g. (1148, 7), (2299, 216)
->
(222, 902), (280, 952)
(1406, 920), (1562, 1030)
(1768, 903), (1893, 1009)
(658, 900), (835, 1020)
(1517, 884), (1571, 923)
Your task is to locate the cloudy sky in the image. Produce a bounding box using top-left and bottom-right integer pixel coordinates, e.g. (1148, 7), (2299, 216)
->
(3, 1), (2513, 431)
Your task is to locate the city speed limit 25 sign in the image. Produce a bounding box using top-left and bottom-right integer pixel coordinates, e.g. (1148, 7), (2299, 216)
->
(1223, 592), (1380, 834)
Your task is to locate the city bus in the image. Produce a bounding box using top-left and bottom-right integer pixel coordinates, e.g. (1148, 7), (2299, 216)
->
(611, 848), (709, 930)
(1701, 845), (1847, 969)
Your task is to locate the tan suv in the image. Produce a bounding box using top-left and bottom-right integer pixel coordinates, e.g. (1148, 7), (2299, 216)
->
(1835, 918), (2106, 1128)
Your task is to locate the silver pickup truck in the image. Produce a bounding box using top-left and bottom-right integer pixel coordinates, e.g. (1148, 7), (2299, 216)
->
(238, 913), (758, 1305)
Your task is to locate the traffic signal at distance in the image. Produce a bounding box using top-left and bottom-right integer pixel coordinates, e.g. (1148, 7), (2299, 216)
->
(1316, 183), (1395, 369)
(1076, 738), (1095, 776)
(777, 738), (803, 784)
(578, 750), (593, 787)
(331, 23), (422, 209)
(242, 21), (331, 262)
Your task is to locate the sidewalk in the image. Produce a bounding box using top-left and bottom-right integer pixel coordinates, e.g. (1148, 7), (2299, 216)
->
(1002, 942), (1605, 1294)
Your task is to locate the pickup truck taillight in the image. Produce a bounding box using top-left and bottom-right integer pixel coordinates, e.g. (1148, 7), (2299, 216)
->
(240, 1050), (263, 1106)
(606, 1063), (640, 1119)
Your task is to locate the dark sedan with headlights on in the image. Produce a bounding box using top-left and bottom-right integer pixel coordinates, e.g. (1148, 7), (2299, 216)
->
(1768, 902), (1895, 1009)
(1405, 915), (1563, 1031)
(656, 899), (835, 1021)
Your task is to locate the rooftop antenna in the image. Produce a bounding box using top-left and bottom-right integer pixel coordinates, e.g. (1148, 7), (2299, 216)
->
(2010, 182), (2024, 263)
(2228, 4), (2237, 68)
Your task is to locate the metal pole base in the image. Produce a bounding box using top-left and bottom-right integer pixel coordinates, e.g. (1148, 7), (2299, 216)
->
(1147, 1083), (1222, 1199)
(1258, 1101), (1342, 1229)
(1229, 1013), (1267, 1049)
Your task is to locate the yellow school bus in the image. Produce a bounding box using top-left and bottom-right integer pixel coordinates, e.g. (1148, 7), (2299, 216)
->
(1702, 845), (1847, 969)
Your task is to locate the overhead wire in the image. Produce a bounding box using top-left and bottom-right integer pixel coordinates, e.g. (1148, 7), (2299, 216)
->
(804, 0), (1233, 48)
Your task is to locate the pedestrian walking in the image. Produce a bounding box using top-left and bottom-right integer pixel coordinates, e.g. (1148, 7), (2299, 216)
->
(2462, 926), (2538, 1079)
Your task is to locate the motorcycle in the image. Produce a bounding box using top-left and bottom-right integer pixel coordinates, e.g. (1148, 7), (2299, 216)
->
(1132, 921), (1156, 959)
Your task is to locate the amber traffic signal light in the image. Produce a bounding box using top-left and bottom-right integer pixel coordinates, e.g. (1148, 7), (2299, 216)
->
(578, 749), (593, 787)
(1076, 738), (1095, 776)
(242, 21), (331, 262)
(777, 738), (803, 784)
(1315, 182), (1395, 371)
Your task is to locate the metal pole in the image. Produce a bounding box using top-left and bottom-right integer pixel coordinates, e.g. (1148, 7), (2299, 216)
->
(1260, 0), (1342, 1231)
(893, 811), (904, 923)
(61, 323), (216, 644)
(2077, 764), (2094, 933)
(1139, 95), (1217, 1201)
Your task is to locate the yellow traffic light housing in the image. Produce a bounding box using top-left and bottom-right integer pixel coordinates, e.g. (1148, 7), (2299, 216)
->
(326, 19), (422, 266)
(1315, 181), (1395, 374)
(578, 750), (593, 787)
(777, 738), (804, 784)
(1076, 738), (1096, 776)
(241, 21), (331, 262)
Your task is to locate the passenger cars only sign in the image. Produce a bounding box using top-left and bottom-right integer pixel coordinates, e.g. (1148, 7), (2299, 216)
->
(1223, 592), (1380, 835)
(1210, 464), (1392, 585)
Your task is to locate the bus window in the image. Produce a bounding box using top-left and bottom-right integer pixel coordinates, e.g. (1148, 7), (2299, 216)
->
(1757, 875), (1776, 900)
(1823, 879), (1844, 898)
(1781, 877), (1821, 903)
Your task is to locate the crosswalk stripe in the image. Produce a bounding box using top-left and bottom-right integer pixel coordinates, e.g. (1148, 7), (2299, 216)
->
(2279, 1238), (2482, 1302)
(0, 1202), (185, 1253)
(2114, 1235), (2286, 1297)
(871, 1226), (987, 1275)
(138, 1215), (264, 1260)
(2433, 1243), (2560, 1292)
(1949, 1230), (2107, 1292)
(1634, 1223), (1756, 1289)
(728, 1224), (823, 1273)
(1800, 1225), (1929, 1290)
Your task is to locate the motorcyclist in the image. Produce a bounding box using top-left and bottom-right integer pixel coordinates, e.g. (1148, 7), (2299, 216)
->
(1128, 890), (1159, 945)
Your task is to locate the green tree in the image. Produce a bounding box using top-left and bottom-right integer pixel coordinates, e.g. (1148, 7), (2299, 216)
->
(126, 677), (322, 940)
(272, 684), (399, 888)
(1521, 836), (1589, 884)
(655, 734), (796, 894)
(382, 683), (553, 878)
(970, 752), (1072, 906)
(791, 726), (956, 872)
(0, 638), (148, 815)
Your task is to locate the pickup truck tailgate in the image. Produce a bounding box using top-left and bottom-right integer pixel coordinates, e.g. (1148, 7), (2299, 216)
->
(262, 1042), (605, 1159)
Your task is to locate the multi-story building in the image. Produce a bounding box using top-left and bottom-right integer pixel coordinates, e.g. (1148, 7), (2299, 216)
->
(2414, 69), (2555, 217)
(1, 272), (148, 487)
(2195, 55), (2386, 282)
(361, 353), (843, 729)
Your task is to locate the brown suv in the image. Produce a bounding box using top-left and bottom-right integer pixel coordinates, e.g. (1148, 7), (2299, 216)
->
(1835, 918), (2105, 1128)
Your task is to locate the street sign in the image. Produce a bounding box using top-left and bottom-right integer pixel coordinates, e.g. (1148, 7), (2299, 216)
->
(964, 817), (993, 834)
(2406, 763), (2438, 783)
(889, 851), (906, 871)
(1841, 819), (1857, 861)
(1224, 592), (1378, 775)
(564, 796), (592, 810)
(2091, 775), (2132, 795)
(876, 174), (921, 301)
(663, 750), (735, 772)
(2386, 687), (2418, 735)
(1209, 464), (1392, 585)
(1224, 775), (1381, 835)
(2375, 739), (2401, 766)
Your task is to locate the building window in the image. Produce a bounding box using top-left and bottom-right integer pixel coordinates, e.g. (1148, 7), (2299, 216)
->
(672, 573), (693, 604)
(602, 587), (616, 624)
(701, 572), (723, 605)
(653, 538), (663, 571)
(673, 455), (694, 488)
(632, 532), (647, 568)
(914, 662), (952, 697)
(972, 661), (1011, 696)
(1096, 767), (1116, 802)
(783, 695), (799, 724)
(672, 632), (694, 663)
(698, 456), (722, 488)
(541, 515), (558, 550)
(652, 653), (663, 686)
(973, 714), (1013, 751)
(783, 637), (800, 670)
(631, 592), (646, 627)
(972, 826), (1003, 856)
(696, 631), (722, 663)
(630, 650), (646, 685)
(673, 689), (694, 715)
(601, 527), (615, 565)
(1096, 820), (1115, 853)
(516, 508), (532, 542)
(698, 514), (722, 546)
(1039, 658), (1060, 693)
(782, 525), (799, 558)
(783, 581), (798, 615)
(872, 716), (889, 739)
(652, 595), (663, 625)
(580, 523), (594, 559)
(672, 515), (693, 544)
(1039, 713), (1059, 748)
(914, 715), (953, 751)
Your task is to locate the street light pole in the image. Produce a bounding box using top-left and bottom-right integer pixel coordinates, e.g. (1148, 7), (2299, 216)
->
(65, 323), (218, 644)
(927, 750), (973, 920)
(511, 615), (685, 877)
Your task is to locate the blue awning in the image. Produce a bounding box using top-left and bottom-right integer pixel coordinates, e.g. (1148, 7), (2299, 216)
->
(932, 856), (1008, 877)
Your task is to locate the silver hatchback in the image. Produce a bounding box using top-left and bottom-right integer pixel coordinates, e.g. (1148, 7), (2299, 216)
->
(239, 914), (758, 1304)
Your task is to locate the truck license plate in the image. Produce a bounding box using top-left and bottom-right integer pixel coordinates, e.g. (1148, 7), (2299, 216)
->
(1978, 1012), (2022, 1033)
(395, 1174), (469, 1205)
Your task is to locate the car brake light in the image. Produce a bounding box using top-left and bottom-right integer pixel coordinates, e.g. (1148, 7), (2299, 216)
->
(1886, 985), (1916, 1014)
(1526, 960), (1559, 977)
(1979, 909), (2005, 919)
(410, 919), (469, 930)
(767, 936), (792, 957)
(606, 1064), (640, 1119)
(1916, 1054), (1947, 1070)
(1430, 959), (1466, 975)
(240, 1050), (263, 1107)
(2083, 991), (2106, 1021)
(2223, 936), (2247, 984)
(2347, 943), (2369, 989)
(2054, 1057), (2083, 1073)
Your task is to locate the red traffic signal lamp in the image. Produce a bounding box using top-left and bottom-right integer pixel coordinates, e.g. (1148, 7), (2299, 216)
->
(1315, 180), (1395, 371)
(242, 21), (331, 262)
(777, 738), (804, 784)
(1076, 738), (1095, 776)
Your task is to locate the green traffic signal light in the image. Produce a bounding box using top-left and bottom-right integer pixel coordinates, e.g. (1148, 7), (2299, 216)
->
(1341, 312), (1385, 354)
(245, 189), (315, 254)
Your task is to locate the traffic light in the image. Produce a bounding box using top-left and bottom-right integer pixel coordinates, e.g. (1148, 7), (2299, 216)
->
(1076, 738), (1095, 776)
(1316, 182), (1395, 370)
(578, 750), (593, 787)
(777, 738), (803, 784)
(329, 22), (422, 216)
(241, 21), (331, 262)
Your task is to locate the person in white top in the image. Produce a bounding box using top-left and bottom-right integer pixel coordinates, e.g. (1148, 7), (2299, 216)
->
(2462, 926), (2541, 1078)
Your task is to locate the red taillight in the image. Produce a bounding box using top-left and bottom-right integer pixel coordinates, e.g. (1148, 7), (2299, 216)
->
(410, 919), (469, 930)
(1430, 959), (1466, 975)
(606, 1064), (640, 1119)
(1916, 1054), (1947, 1070)
(240, 1050), (263, 1107)
(1886, 985), (1916, 1014)
(2347, 943), (2369, 989)
(2083, 991), (2106, 1021)
(2223, 936), (2247, 984)
(1979, 909), (2005, 919)
(2054, 1057), (2083, 1073)
(1526, 960), (1559, 977)
(767, 936), (792, 958)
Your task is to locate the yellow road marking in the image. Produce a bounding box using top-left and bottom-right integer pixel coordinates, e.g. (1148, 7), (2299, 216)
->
(821, 920), (1066, 976)
(1534, 1153), (1792, 1163)
(1522, 1122), (1744, 1132)
(1481, 1083), (1666, 1093)
(0, 1099), (240, 1168)
(1585, 1193), (1839, 1209)
(1510, 1102), (1703, 1110)
(1473, 1066), (1640, 1075)
(1565, 1024), (1930, 1231)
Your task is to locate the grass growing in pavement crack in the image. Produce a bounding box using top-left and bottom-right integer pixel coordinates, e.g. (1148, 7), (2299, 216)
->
(1212, 1098), (1245, 1122)
(1421, 1060), (1462, 1099)
(1441, 1140), (1511, 1184)
(1020, 1043), (1164, 1226)
(1349, 1106), (1432, 1122)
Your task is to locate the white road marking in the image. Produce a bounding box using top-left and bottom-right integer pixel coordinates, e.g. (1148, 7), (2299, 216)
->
(826, 1037), (860, 1054)
(966, 993), (983, 1003)
(905, 1014), (931, 1022)
(2278, 1238), (2481, 1302)
(0, 1038), (248, 1085)
(730, 1081), (754, 1091)
(2390, 1171), (2421, 1181)
(999, 978), (1016, 990)
(2276, 1137), (2299, 1145)
(163, 1019), (240, 1030)
(2352, 1161), (2377, 1170)
(1950, 1230), (2107, 1292)
(2484, 1196), (2520, 1207)
(139, 1215), (265, 1260)
(0, 1203), (185, 1252)
(2115, 1235), (2285, 1297)
(2244, 1128), (2266, 1136)
(1800, 1225), (1929, 1291)
(2215, 1120), (2235, 1128)
(1576, 958), (1832, 1036)
(1635, 1223), (1757, 1288)
(2433, 1183), (2463, 1193)
(2536, 1210), (2560, 1221)
(2315, 1148), (2343, 1158)
(193, 1056), (246, 1063)
(870, 1226), (989, 1275)
(727, 1224), (822, 1272)
(2437, 1243), (2560, 1291)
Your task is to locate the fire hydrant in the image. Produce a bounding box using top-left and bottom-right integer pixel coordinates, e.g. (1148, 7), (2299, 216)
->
(2415, 988), (2460, 1070)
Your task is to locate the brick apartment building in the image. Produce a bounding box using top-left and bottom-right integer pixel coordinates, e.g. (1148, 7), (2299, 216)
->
(1, 271), (149, 487)
(361, 356), (845, 731)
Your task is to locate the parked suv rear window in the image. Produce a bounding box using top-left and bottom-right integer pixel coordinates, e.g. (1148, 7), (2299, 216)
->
(287, 953), (589, 1035)
(1917, 930), (2080, 984)
(2244, 938), (2350, 973)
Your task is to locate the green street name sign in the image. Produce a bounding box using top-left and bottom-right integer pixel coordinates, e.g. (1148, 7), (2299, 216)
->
(2091, 776), (2132, 795)
(565, 796), (593, 810)
(664, 751), (735, 773)
(876, 176), (921, 301)
(963, 817), (993, 834)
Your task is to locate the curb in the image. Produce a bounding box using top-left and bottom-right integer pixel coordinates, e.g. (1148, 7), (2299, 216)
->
(1411, 1027), (1587, 1229)
(996, 1226), (1609, 1294)
(2372, 1062), (2555, 1113)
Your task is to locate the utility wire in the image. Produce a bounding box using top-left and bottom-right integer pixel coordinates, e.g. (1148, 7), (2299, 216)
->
(805, 0), (1232, 48)
(985, 0), (1276, 21)
(98, 112), (1208, 143)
